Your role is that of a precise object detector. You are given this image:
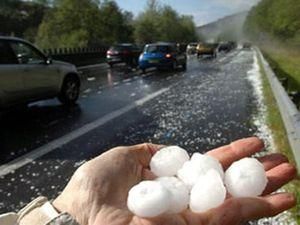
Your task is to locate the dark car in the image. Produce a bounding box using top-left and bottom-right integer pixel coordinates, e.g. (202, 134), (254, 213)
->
(0, 36), (80, 109)
(138, 42), (187, 73)
(243, 42), (252, 49)
(106, 43), (142, 68)
(218, 42), (232, 52)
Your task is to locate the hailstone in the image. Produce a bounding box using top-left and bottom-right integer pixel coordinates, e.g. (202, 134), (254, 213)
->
(177, 153), (224, 188)
(156, 177), (189, 213)
(127, 181), (171, 218)
(150, 146), (190, 177)
(190, 170), (226, 213)
(225, 157), (267, 197)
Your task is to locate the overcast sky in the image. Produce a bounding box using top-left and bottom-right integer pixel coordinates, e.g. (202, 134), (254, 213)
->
(114, 0), (261, 26)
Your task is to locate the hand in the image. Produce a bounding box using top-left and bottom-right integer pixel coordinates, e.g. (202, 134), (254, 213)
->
(53, 137), (297, 225)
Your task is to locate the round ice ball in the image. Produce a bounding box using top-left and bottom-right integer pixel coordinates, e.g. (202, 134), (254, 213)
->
(156, 177), (189, 213)
(190, 170), (226, 213)
(150, 146), (190, 177)
(225, 157), (267, 198)
(177, 153), (224, 188)
(127, 181), (171, 218)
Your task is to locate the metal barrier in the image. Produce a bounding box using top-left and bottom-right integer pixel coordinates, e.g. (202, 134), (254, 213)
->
(257, 49), (300, 170)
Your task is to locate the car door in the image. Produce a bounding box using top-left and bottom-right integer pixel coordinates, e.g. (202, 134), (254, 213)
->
(9, 41), (58, 101)
(0, 40), (25, 107)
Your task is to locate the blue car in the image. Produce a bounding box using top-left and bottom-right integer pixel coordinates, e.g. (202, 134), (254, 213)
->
(139, 43), (187, 73)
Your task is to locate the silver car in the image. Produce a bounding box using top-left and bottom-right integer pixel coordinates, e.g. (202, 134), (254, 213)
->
(0, 36), (81, 109)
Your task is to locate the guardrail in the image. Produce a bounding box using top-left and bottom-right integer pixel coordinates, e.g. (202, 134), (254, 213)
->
(257, 48), (300, 170)
(43, 46), (109, 67)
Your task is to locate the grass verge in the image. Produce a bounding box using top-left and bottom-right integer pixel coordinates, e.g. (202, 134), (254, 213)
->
(257, 55), (300, 223)
(261, 46), (300, 93)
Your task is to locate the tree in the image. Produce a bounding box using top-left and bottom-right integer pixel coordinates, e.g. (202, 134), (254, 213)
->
(97, 0), (133, 44)
(36, 0), (102, 48)
(134, 0), (197, 44)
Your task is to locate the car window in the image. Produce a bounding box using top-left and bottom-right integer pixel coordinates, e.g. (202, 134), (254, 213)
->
(145, 45), (172, 53)
(10, 42), (45, 64)
(0, 41), (18, 64)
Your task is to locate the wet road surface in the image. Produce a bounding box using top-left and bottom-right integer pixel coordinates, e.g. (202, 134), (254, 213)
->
(0, 50), (258, 213)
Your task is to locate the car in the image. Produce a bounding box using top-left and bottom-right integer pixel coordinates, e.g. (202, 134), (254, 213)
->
(0, 36), (81, 109)
(218, 42), (232, 53)
(196, 43), (219, 58)
(242, 42), (252, 49)
(186, 42), (198, 54)
(138, 42), (187, 73)
(106, 43), (142, 68)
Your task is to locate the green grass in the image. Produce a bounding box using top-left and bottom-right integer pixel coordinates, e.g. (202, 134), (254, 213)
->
(257, 55), (300, 223)
(261, 46), (300, 93)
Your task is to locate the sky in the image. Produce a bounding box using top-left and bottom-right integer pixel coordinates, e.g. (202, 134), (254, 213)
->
(114, 0), (261, 26)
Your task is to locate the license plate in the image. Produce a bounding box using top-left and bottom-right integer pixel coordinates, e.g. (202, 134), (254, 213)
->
(149, 59), (158, 63)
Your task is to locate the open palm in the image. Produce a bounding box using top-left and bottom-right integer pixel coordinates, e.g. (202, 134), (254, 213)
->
(53, 137), (296, 225)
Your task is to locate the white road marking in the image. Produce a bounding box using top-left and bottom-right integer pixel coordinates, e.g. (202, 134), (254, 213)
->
(0, 87), (171, 177)
(87, 77), (96, 81)
(123, 78), (132, 83)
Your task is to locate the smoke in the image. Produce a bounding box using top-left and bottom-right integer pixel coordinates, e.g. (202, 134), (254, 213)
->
(197, 12), (249, 42)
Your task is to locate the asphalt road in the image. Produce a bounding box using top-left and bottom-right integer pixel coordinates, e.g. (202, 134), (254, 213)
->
(0, 49), (257, 213)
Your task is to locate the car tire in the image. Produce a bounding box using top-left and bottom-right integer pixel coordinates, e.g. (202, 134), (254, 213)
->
(172, 60), (177, 70)
(109, 63), (113, 68)
(141, 68), (146, 74)
(58, 75), (80, 105)
(182, 62), (187, 70)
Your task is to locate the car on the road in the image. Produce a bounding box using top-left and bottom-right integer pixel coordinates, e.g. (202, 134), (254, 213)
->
(242, 42), (252, 49)
(218, 42), (232, 53)
(0, 36), (81, 109)
(106, 43), (142, 68)
(138, 42), (187, 73)
(196, 43), (219, 58)
(186, 42), (198, 54)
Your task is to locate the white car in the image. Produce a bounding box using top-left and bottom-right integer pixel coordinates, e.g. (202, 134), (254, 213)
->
(0, 36), (81, 109)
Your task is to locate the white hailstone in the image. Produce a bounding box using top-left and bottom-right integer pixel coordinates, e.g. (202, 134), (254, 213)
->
(225, 157), (267, 198)
(177, 153), (224, 188)
(190, 170), (226, 213)
(156, 177), (189, 213)
(127, 181), (171, 218)
(150, 146), (190, 177)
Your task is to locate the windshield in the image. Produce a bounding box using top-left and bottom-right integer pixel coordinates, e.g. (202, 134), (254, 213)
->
(145, 45), (174, 53)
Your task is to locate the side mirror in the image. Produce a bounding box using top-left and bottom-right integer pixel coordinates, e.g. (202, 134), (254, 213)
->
(46, 57), (52, 65)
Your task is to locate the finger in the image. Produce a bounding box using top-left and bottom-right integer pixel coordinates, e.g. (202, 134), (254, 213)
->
(206, 137), (264, 169)
(207, 193), (295, 224)
(240, 193), (296, 221)
(263, 163), (297, 195)
(258, 153), (289, 171)
(129, 143), (165, 167)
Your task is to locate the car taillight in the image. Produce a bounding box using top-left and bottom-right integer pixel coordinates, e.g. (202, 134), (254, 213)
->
(123, 50), (130, 55)
(107, 50), (112, 55)
(165, 54), (172, 58)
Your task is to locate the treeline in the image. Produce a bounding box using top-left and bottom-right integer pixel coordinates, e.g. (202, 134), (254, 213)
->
(0, 0), (198, 49)
(244, 0), (300, 45)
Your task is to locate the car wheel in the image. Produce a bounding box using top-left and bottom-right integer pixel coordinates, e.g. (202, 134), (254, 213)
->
(58, 76), (80, 105)
(109, 63), (113, 68)
(213, 51), (217, 58)
(182, 62), (187, 70)
(172, 60), (177, 70)
(141, 68), (146, 74)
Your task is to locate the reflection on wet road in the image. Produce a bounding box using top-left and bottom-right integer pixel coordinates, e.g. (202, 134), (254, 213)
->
(0, 50), (258, 212)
